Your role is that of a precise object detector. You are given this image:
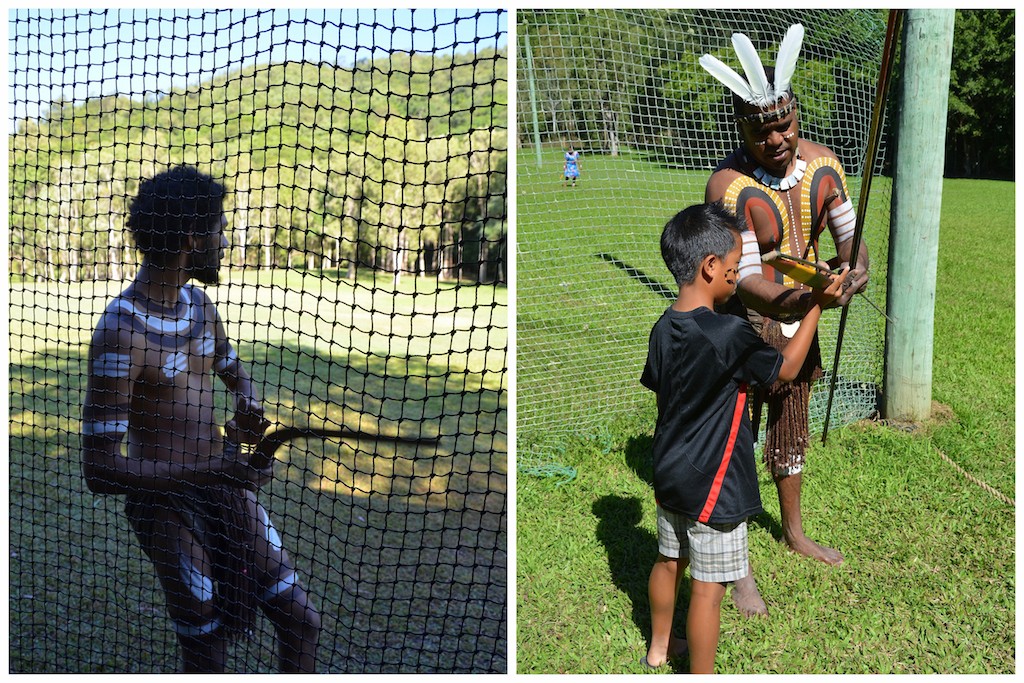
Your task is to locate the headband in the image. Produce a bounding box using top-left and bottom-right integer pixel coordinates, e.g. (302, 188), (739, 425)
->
(699, 23), (804, 117)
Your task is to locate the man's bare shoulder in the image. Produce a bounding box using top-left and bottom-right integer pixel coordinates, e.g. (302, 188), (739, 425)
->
(91, 287), (138, 338)
(185, 284), (225, 329)
(706, 150), (747, 201)
(797, 139), (841, 165)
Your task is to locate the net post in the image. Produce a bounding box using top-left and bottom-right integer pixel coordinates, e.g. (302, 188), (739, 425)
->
(881, 9), (955, 423)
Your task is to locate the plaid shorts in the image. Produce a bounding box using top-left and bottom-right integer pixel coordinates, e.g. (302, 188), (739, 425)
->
(656, 505), (749, 583)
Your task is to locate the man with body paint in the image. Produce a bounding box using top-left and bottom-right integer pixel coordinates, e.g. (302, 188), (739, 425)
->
(80, 165), (321, 672)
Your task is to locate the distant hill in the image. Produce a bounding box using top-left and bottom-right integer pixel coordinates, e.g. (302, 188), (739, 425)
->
(9, 46), (508, 283)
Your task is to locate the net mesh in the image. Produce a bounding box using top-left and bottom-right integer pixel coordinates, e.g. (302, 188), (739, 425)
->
(516, 9), (892, 458)
(9, 8), (507, 673)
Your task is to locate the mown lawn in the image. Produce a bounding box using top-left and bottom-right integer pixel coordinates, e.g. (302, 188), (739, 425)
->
(515, 176), (1014, 674)
(9, 272), (508, 673)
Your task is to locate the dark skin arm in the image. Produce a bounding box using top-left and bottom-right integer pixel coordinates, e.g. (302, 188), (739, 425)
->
(210, 308), (271, 445)
(80, 317), (269, 496)
(826, 237), (870, 306)
(735, 239), (868, 317)
(81, 439), (269, 495)
(776, 268), (849, 382)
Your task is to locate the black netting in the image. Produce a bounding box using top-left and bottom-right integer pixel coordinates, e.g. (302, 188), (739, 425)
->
(10, 8), (507, 673)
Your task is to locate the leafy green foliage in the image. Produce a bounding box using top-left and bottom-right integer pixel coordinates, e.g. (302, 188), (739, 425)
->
(944, 10), (1014, 178)
(9, 46), (508, 283)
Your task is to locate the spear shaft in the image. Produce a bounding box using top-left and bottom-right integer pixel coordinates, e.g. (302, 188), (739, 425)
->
(821, 9), (904, 444)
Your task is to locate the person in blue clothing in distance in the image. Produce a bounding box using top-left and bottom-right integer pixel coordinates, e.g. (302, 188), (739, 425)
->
(563, 143), (580, 187)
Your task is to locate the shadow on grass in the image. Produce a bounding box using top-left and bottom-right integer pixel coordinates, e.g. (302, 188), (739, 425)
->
(9, 333), (507, 673)
(594, 253), (675, 301)
(592, 494), (689, 674)
(601, 431), (692, 672)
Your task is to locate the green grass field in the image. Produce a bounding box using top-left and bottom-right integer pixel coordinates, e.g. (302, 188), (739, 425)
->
(515, 175), (1014, 674)
(9, 270), (507, 673)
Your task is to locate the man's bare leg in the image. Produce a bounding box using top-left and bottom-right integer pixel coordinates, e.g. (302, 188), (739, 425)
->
(730, 563), (768, 617)
(776, 472), (843, 565)
(179, 632), (228, 673)
(264, 588), (321, 673)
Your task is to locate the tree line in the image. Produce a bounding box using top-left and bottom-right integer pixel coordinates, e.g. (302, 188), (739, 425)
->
(518, 8), (1012, 180)
(9, 46), (508, 284)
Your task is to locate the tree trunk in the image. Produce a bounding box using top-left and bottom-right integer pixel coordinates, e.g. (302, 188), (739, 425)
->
(604, 105), (619, 156)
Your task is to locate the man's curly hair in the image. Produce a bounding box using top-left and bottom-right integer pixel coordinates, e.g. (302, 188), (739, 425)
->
(127, 165), (225, 266)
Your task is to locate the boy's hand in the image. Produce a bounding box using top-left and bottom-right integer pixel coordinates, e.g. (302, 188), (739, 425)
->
(811, 267), (851, 309)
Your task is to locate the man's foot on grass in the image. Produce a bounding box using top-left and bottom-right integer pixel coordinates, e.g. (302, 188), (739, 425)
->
(731, 573), (768, 617)
(643, 636), (688, 668)
(786, 533), (844, 565)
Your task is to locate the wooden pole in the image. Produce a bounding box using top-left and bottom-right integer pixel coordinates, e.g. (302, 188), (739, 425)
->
(884, 9), (955, 422)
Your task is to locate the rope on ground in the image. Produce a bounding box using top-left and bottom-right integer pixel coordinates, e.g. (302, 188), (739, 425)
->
(934, 445), (1014, 508)
(875, 418), (1014, 508)
(518, 463), (578, 486)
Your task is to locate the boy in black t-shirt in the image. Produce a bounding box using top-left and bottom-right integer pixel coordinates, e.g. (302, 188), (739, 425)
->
(640, 202), (847, 673)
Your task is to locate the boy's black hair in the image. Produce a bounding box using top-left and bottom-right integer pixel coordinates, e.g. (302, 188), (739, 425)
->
(127, 165), (225, 266)
(660, 201), (744, 286)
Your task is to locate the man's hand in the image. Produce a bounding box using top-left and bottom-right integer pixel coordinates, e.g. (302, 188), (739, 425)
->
(225, 396), (270, 446)
(834, 261), (869, 306)
(215, 441), (273, 491)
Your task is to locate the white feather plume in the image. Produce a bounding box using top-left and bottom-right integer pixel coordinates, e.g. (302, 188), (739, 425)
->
(772, 24), (804, 100)
(698, 53), (753, 102)
(731, 32), (771, 107)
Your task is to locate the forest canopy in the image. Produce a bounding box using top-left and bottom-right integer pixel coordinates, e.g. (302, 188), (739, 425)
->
(9, 46), (508, 283)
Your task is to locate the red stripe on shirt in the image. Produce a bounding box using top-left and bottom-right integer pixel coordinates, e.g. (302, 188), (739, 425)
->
(698, 383), (747, 523)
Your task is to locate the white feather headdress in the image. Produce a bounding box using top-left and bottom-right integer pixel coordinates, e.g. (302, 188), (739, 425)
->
(699, 24), (804, 110)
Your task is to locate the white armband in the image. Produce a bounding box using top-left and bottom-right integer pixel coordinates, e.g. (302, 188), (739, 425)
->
(737, 230), (762, 281)
(828, 197), (856, 246)
(213, 347), (239, 374)
(83, 418), (129, 438)
(93, 353), (131, 379)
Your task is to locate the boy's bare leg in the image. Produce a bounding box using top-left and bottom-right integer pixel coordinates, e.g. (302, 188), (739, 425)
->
(730, 563), (768, 617)
(645, 554), (688, 667)
(686, 579), (727, 674)
(776, 473), (844, 565)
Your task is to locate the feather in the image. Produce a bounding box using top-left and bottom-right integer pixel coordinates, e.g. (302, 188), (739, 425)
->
(773, 24), (804, 100)
(699, 53), (753, 102)
(731, 32), (771, 107)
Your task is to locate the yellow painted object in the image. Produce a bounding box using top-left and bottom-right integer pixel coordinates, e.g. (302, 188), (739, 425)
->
(761, 250), (833, 289)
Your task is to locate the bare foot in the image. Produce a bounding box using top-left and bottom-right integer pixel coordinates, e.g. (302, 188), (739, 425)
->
(731, 573), (768, 617)
(644, 636), (688, 668)
(786, 533), (844, 565)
